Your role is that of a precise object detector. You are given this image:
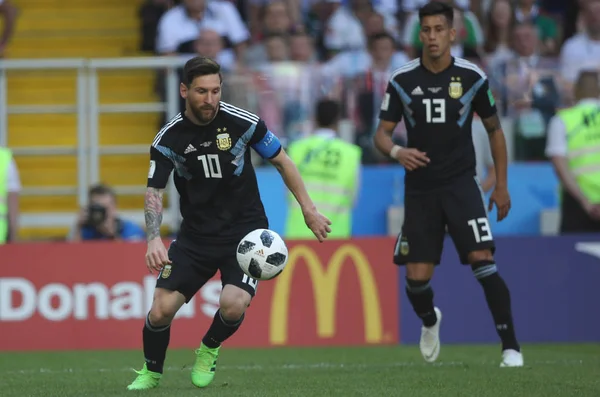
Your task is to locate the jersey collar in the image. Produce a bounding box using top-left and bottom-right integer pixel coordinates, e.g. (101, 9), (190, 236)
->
(419, 56), (455, 75)
(313, 128), (337, 139)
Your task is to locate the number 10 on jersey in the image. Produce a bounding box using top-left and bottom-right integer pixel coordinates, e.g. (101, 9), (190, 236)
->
(423, 98), (446, 123)
(198, 154), (222, 178)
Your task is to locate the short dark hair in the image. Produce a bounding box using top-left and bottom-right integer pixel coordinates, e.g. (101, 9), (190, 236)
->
(418, 1), (454, 25)
(182, 56), (222, 87)
(368, 32), (396, 48)
(315, 99), (340, 127)
(88, 183), (115, 199)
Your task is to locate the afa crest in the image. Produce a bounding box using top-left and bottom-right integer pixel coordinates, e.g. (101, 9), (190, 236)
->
(161, 264), (172, 279)
(216, 127), (231, 150)
(449, 77), (463, 99)
(400, 239), (409, 256)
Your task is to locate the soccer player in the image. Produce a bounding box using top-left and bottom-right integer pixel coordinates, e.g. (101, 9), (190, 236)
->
(374, 1), (523, 367)
(127, 56), (331, 390)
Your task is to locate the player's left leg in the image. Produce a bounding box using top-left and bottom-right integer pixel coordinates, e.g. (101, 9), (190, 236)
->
(444, 176), (523, 367)
(191, 256), (257, 388)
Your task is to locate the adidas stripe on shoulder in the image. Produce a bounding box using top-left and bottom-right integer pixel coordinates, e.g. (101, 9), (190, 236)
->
(152, 113), (183, 147)
(454, 57), (487, 79)
(220, 102), (259, 125)
(390, 59), (420, 80)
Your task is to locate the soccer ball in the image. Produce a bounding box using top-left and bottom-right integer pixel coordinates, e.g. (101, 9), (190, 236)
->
(236, 229), (289, 281)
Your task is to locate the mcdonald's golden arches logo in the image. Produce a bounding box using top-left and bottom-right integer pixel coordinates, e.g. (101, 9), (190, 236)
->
(269, 244), (384, 345)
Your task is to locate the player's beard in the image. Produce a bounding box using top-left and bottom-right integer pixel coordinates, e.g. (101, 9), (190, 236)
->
(191, 105), (217, 124)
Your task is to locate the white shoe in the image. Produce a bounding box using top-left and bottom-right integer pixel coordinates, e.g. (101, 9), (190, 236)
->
(419, 307), (442, 363)
(500, 349), (524, 367)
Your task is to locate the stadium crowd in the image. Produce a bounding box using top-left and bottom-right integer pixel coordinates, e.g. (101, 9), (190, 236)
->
(139, 0), (600, 164)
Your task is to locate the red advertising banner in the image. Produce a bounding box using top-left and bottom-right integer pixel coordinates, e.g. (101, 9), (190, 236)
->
(0, 238), (399, 351)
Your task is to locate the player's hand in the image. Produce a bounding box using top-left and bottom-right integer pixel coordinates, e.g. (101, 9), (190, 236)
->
(303, 207), (332, 243)
(394, 148), (430, 171)
(488, 186), (511, 222)
(145, 237), (171, 273)
(583, 201), (600, 220)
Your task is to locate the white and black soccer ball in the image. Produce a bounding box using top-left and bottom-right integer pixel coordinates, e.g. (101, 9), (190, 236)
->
(236, 229), (289, 281)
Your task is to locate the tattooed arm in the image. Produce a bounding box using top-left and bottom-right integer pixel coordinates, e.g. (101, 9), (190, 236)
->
(145, 144), (173, 272)
(481, 114), (508, 190)
(144, 187), (164, 242)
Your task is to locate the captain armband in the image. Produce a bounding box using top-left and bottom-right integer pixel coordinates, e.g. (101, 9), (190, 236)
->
(251, 130), (282, 159)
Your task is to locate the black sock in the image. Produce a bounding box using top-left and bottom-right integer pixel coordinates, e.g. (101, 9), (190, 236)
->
(202, 309), (245, 349)
(143, 313), (171, 374)
(472, 261), (520, 352)
(406, 278), (437, 327)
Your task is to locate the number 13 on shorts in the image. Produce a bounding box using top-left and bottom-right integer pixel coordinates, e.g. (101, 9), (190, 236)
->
(467, 217), (493, 243)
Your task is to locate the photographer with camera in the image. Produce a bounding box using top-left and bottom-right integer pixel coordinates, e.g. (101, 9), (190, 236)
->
(70, 184), (145, 242)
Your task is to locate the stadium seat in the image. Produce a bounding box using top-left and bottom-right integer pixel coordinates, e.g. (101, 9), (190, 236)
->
(6, 0), (161, 240)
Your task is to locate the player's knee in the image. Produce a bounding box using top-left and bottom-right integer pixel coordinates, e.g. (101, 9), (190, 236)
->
(219, 287), (251, 322)
(471, 259), (498, 281)
(405, 262), (435, 280)
(148, 291), (183, 326)
(467, 250), (494, 264)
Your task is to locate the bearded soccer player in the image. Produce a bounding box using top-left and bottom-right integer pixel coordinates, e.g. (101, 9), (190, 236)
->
(127, 56), (331, 390)
(374, 1), (523, 367)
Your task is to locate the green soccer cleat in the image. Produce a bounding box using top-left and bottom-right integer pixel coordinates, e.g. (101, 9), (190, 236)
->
(126, 363), (162, 390)
(191, 343), (220, 388)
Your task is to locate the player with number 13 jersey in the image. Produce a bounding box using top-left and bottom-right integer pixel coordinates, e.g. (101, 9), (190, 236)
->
(374, 1), (523, 368)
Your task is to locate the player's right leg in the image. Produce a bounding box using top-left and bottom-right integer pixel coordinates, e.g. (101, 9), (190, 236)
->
(127, 288), (186, 390)
(128, 240), (214, 391)
(394, 192), (445, 362)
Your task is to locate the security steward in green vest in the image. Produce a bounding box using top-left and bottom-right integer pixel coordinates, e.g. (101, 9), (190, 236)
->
(545, 70), (600, 233)
(285, 99), (362, 238)
(0, 146), (20, 243)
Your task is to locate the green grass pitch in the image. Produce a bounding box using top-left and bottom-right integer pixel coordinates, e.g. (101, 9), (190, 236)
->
(1, 344), (599, 396)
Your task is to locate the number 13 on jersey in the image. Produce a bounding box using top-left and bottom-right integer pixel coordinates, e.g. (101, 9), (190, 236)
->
(423, 98), (446, 123)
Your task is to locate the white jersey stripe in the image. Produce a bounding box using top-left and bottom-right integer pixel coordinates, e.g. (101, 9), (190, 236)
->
(152, 114), (182, 147)
(390, 59), (420, 80)
(454, 58), (487, 79)
(220, 102), (259, 121)
(220, 107), (258, 125)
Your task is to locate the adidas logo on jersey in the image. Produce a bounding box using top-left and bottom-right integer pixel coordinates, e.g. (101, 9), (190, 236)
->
(184, 144), (197, 154)
(411, 86), (424, 95)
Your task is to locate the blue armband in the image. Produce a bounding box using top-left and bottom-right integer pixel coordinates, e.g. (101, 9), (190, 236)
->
(251, 130), (282, 159)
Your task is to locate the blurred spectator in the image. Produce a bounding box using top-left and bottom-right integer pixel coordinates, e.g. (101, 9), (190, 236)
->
(495, 22), (562, 161)
(70, 184), (145, 242)
(324, 0), (398, 56)
(248, 0), (301, 40)
(562, 0), (584, 43)
(402, 0), (484, 59)
(330, 33), (408, 163)
(285, 99), (361, 238)
(244, 1), (300, 66)
(155, 0), (249, 57)
(0, 0), (18, 58)
(194, 28), (236, 71)
(514, 0), (558, 55)
(289, 32), (317, 62)
(323, 32), (408, 78)
(263, 34), (290, 62)
(545, 70), (600, 233)
(483, 0), (515, 65)
(139, 0), (173, 53)
(0, 146), (20, 244)
(559, 0), (600, 85)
